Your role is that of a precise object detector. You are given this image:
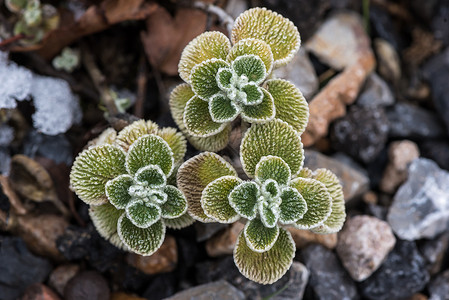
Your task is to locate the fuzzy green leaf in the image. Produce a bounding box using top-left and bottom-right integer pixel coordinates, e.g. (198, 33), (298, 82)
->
(201, 175), (241, 223)
(241, 83), (263, 105)
(232, 54), (266, 84)
(126, 134), (174, 177)
(70, 145), (127, 205)
(265, 79), (309, 135)
(161, 185), (188, 219)
(290, 177), (332, 229)
(164, 212), (195, 230)
(117, 215), (165, 256)
(234, 227), (295, 284)
(184, 96), (227, 137)
(227, 38), (274, 75)
(232, 7), (300, 67)
(259, 199), (280, 228)
(261, 179), (281, 198)
(310, 169), (346, 234)
(298, 167), (313, 178)
(126, 200), (161, 229)
(105, 174), (134, 209)
(229, 181), (259, 220)
(209, 94), (239, 123)
(240, 119), (304, 177)
(255, 155), (291, 185)
(279, 187), (307, 224)
(177, 152), (237, 222)
(244, 218), (279, 253)
(191, 59), (230, 101)
(134, 165), (166, 189)
(155, 127), (187, 165)
(216, 67), (233, 90)
(179, 31), (231, 83)
(240, 87), (275, 123)
(89, 203), (126, 249)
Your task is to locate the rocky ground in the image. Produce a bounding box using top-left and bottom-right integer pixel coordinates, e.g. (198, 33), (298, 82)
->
(1, 0), (449, 299)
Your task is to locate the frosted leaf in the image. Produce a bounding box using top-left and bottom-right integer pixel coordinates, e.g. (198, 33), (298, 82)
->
(259, 196), (280, 228)
(201, 175), (241, 223)
(126, 199), (161, 229)
(227, 38), (274, 75)
(279, 187), (307, 225)
(244, 218), (279, 252)
(135, 165), (167, 189)
(298, 167), (313, 178)
(164, 212), (195, 230)
(232, 7), (301, 67)
(70, 145), (127, 205)
(179, 31), (231, 83)
(105, 174), (134, 209)
(177, 152), (237, 222)
(234, 227), (295, 284)
(184, 96), (227, 137)
(240, 119), (304, 177)
(0, 53), (32, 109)
(232, 54), (267, 85)
(89, 203), (127, 249)
(209, 94), (240, 123)
(241, 83), (263, 106)
(255, 156), (291, 185)
(216, 68), (234, 90)
(190, 59), (230, 101)
(161, 185), (188, 219)
(117, 214), (165, 256)
(264, 79), (309, 135)
(229, 181), (259, 220)
(240, 87), (275, 123)
(156, 127), (187, 165)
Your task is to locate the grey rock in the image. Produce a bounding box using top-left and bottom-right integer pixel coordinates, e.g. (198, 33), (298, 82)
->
(387, 103), (446, 139)
(0, 148), (10, 175)
(359, 240), (429, 300)
(23, 131), (73, 165)
(419, 233), (449, 275)
(301, 244), (359, 300)
(429, 270), (449, 300)
(357, 73), (394, 107)
(304, 150), (369, 202)
(164, 280), (245, 300)
(387, 158), (449, 240)
(336, 215), (396, 281)
(195, 222), (227, 242)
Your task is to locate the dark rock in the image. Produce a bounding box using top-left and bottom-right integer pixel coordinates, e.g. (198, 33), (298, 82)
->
(386, 103), (446, 139)
(420, 139), (449, 171)
(165, 280), (245, 300)
(409, 0), (440, 24)
(194, 222), (227, 242)
(0, 147), (11, 175)
(301, 244), (359, 300)
(428, 269), (449, 300)
(23, 131), (73, 165)
(142, 273), (177, 300)
(359, 241), (430, 300)
(432, 1), (449, 46)
(418, 233), (449, 275)
(357, 73), (395, 107)
(369, 4), (404, 51)
(49, 264), (80, 296)
(365, 204), (388, 221)
(116, 265), (152, 292)
(331, 105), (389, 163)
(64, 271), (110, 300)
(0, 236), (52, 300)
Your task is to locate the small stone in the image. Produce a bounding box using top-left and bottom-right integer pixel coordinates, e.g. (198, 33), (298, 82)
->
(331, 105), (389, 163)
(380, 140), (420, 194)
(23, 131), (73, 166)
(64, 271), (110, 300)
(110, 292), (146, 300)
(420, 139), (449, 171)
(374, 39), (401, 82)
(357, 73), (395, 107)
(21, 284), (61, 300)
(165, 280), (245, 300)
(410, 294), (429, 300)
(49, 264), (80, 296)
(369, 4), (404, 50)
(362, 191), (378, 205)
(359, 241), (429, 300)
(195, 222), (227, 242)
(419, 233), (449, 275)
(142, 273), (176, 300)
(387, 158), (449, 240)
(336, 215), (396, 281)
(126, 235), (177, 275)
(205, 222), (244, 257)
(428, 269), (449, 300)
(288, 227), (337, 249)
(304, 150), (370, 202)
(301, 244), (359, 300)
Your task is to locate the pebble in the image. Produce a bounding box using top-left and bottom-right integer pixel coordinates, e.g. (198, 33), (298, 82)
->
(288, 227), (337, 249)
(301, 244), (359, 300)
(387, 158), (449, 240)
(64, 271), (110, 300)
(205, 222), (244, 257)
(336, 215), (395, 281)
(21, 284), (61, 300)
(359, 240), (429, 300)
(49, 264), (80, 296)
(165, 280), (245, 300)
(142, 273), (176, 300)
(418, 233), (449, 275)
(374, 38), (401, 82)
(420, 139), (449, 171)
(195, 222), (227, 242)
(357, 73), (394, 107)
(23, 131), (73, 166)
(428, 269), (449, 300)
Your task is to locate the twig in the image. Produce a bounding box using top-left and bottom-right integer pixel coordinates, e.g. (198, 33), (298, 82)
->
(193, 1), (234, 38)
(134, 54), (147, 118)
(0, 34), (27, 49)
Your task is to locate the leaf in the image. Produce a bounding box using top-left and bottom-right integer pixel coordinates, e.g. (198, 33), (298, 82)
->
(229, 181), (259, 220)
(255, 155), (291, 185)
(232, 7), (300, 67)
(134, 165), (167, 189)
(298, 167), (313, 178)
(179, 31), (231, 83)
(244, 218), (279, 253)
(126, 200), (161, 228)
(310, 169), (346, 234)
(117, 215), (165, 256)
(154, 127), (187, 165)
(240, 119), (304, 177)
(201, 175), (241, 223)
(89, 203), (126, 249)
(184, 96), (227, 137)
(161, 185), (188, 219)
(105, 174), (134, 209)
(259, 200), (280, 228)
(232, 54), (266, 84)
(177, 152), (237, 222)
(279, 187), (307, 224)
(234, 227), (295, 284)
(241, 83), (263, 105)
(190, 58), (230, 101)
(261, 179), (281, 198)
(228, 38), (274, 75)
(126, 134), (174, 177)
(216, 67), (234, 90)
(70, 145), (127, 205)
(265, 79), (309, 135)
(164, 212), (195, 230)
(240, 88), (276, 123)
(290, 177), (332, 229)
(209, 94), (239, 123)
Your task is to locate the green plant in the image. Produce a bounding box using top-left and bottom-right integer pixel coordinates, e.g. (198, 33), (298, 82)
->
(177, 119), (345, 284)
(170, 7), (308, 151)
(70, 120), (193, 255)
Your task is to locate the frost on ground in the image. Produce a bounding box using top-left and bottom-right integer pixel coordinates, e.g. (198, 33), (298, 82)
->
(0, 51), (82, 135)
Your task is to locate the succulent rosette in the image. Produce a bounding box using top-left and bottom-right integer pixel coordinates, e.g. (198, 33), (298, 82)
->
(170, 7), (308, 151)
(177, 119), (346, 284)
(70, 120), (193, 256)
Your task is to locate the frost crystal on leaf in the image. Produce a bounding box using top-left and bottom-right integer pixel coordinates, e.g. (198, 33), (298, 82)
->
(0, 52), (32, 109)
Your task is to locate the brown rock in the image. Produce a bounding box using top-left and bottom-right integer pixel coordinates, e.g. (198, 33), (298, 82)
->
(126, 235), (177, 275)
(288, 227), (337, 250)
(49, 264), (80, 296)
(408, 293), (428, 300)
(64, 271), (110, 300)
(374, 38), (401, 82)
(336, 215), (396, 281)
(205, 222), (244, 257)
(21, 284), (61, 300)
(111, 292), (146, 300)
